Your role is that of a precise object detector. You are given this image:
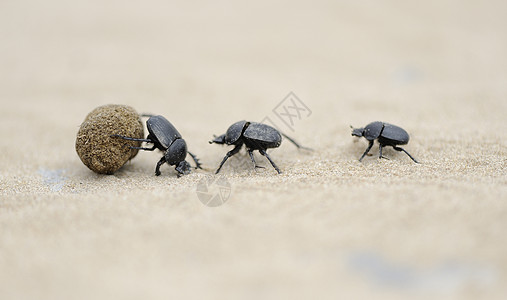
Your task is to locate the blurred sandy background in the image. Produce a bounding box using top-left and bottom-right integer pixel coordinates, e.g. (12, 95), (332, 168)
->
(1, 0), (506, 299)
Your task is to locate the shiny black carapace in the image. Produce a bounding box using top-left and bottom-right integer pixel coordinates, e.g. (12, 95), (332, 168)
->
(112, 115), (201, 176)
(351, 121), (419, 163)
(210, 121), (310, 174)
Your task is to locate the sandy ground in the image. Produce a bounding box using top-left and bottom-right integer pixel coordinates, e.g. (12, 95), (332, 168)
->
(1, 1), (506, 299)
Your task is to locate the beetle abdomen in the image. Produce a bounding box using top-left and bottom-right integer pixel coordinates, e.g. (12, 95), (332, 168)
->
(244, 122), (282, 147)
(379, 123), (409, 145)
(146, 115), (182, 149)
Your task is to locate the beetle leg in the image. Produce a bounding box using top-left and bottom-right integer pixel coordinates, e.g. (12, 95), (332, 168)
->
(281, 133), (313, 151)
(378, 144), (390, 160)
(215, 144), (242, 174)
(393, 146), (419, 163)
(110, 134), (152, 143)
(359, 140), (374, 162)
(129, 144), (157, 151)
(188, 151), (203, 169)
(259, 149), (281, 174)
(248, 150), (265, 169)
(155, 156), (167, 176)
(111, 135), (156, 151)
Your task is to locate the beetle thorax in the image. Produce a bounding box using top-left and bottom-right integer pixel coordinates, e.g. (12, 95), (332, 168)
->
(165, 138), (188, 165)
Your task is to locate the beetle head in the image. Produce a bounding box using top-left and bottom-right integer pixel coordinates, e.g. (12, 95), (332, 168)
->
(165, 139), (188, 166)
(351, 126), (364, 137)
(209, 134), (226, 145)
(175, 160), (191, 176)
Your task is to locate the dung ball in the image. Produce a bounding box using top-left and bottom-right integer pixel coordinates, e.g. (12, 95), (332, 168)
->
(76, 104), (144, 174)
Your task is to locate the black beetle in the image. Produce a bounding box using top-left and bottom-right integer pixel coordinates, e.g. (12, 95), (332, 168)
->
(111, 115), (202, 176)
(210, 121), (311, 174)
(351, 121), (419, 163)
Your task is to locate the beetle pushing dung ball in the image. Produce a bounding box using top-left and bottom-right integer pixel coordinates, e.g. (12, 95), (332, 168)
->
(111, 115), (202, 177)
(76, 105), (420, 177)
(209, 120), (311, 174)
(351, 121), (419, 163)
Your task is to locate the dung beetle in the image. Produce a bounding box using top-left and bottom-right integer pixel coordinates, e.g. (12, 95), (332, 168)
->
(111, 115), (202, 176)
(351, 121), (419, 163)
(210, 121), (311, 174)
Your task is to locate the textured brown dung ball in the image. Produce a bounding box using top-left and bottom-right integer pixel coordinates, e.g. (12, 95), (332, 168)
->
(76, 104), (144, 174)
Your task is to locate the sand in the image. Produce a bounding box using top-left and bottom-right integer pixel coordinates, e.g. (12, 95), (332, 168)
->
(1, 1), (506, 299)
